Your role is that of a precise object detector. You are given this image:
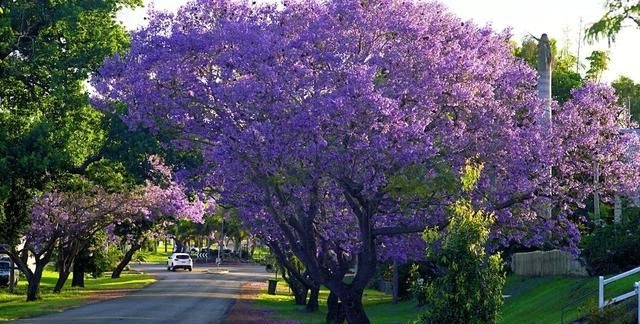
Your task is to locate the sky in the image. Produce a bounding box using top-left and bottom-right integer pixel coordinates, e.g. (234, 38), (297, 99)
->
(118, 0), (640, 83)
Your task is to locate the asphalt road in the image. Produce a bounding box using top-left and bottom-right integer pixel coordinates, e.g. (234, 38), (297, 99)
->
(12, 263), (271, 324)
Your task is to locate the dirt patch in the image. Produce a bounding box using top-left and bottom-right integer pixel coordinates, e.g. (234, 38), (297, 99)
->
(83, 289), (135, 302)
(223, 281), (275, 323)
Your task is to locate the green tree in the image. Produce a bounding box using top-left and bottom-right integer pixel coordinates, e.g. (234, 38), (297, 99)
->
(611, 75), (640, 124)
(419, 163), (505, 324)
(0, 0), (142, 248)
(419, 200), (505, 324)
(586, 0), (640, 44)
(585, 50), (610, 82)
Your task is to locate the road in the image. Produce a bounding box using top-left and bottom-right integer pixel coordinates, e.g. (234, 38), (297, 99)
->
(12, 263), (271, 324)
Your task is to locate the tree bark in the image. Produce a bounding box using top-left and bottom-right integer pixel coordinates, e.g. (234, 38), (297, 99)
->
(174, 240), (185, 253)
(53, 269), (71, 293)
(26, 263), (45, 302)
(326, 291), (346, 324)
(72, 260), (85, 287)
(340, 288), (369, 324)
(291, 279), (308, 305)
(112, 241), (143, 279)
(278, 263), (308, 305)
(392, 261), (399, 304)
(306, 285), (320, 312)
(72, 247), (91, 287)
(53, 249), (76, 293)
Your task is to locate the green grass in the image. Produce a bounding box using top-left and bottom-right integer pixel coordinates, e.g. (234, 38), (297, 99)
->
(255, 273), (640, 324)
(500, 272), (640, 324)
(251, 246), (271, 264)
(254, 280), (420, 323)
(134, 242), (174, 263)
(0, 270), (155, 320)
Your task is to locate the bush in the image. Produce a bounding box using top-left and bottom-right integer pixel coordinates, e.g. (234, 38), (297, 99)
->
(86, 247), (112, 278)
(584, 299), (637, 324)
(418, 200), (505, 324)
(408, 264), (428, 306)
(582, 214), (640, 275)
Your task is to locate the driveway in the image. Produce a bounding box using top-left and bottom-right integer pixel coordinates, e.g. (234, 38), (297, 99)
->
(12, 264), (270, 324)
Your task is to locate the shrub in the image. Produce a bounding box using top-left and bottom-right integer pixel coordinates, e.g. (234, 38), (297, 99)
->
(408, 264), (428, 306)
(86, 247), (112, 278)
(582, 214), (640, 275)
(419, 200), (506, 324)
(584, 299), (637, 324)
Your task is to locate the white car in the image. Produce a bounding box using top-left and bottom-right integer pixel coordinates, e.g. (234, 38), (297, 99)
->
(167, 253), (193, 271)
(0, 260), (19, 287)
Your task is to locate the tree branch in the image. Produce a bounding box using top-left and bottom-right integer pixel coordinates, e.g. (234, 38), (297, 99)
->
(371, 225), (426, 236)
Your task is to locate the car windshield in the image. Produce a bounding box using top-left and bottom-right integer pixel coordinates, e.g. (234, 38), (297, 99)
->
(176, 255), (190, 259)
(0, 263), (9, 270)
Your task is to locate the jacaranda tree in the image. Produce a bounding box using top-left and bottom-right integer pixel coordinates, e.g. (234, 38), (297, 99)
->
(92, 0), (640, 322)
(110, 155), (212, 278)
(7, 187), (131, 301)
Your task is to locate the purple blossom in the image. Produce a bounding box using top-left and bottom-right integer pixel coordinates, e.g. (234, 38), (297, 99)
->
(91, 1), (640, 317)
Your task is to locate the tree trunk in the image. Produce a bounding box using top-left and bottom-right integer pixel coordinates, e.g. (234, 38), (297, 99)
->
(291, 280), (308, 306)
(72, 247), (91, 287)
(54, 241), (82, 293)
(174, 240), (184, 253)
(26, 264), (45, 302)
(72, 260), (85, 287)
(326, 291), (346, 324)
(392, 261), (399, 304)
(112, 241), (142, 279)
(279, 264), (308, 306)
(53, 252), (75, 293)
(234, 237), (241, 253)
(8, 257), (15, 293)
(164, 239), (168, 253)
(341, 289), (369, 324)
(53, 269), (71, 293)
(306, 285), (320, 312)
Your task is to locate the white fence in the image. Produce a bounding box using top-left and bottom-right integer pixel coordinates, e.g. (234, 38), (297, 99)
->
(598, 266), (640, 323)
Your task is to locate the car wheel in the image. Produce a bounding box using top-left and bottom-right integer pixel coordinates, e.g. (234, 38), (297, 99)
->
(172, 266), (176, 272)
(167, 266), (171, 271)
(188, 267), (192, 272)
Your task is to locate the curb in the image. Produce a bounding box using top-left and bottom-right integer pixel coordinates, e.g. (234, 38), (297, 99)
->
(206, 268), (230, 274)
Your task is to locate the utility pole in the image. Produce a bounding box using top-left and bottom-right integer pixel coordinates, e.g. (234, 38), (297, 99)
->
(576, 17), (583, 74)
(536, 33), (553, 219)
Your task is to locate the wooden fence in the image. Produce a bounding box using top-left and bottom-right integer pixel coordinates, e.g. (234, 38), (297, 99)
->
(511, 249), (588, 276)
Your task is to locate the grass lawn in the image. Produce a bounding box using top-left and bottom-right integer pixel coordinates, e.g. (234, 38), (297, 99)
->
(254, 279), (421, 323)
(134, 242), (174, 263)
(500, 272), (640, 324)
(254, 272), (640, 324)
(0, 270), (155, 320)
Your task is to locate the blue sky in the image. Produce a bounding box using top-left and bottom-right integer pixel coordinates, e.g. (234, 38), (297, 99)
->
(118, 0), (640, 83)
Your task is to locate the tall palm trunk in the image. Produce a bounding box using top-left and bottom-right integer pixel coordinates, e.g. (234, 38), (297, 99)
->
(537, 33), (553, 219)
(536, 33), (552, 123)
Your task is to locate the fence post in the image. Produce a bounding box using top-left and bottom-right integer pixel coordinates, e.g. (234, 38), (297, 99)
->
(635, 282), (640, 324)
(599, 276), (605, 309)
